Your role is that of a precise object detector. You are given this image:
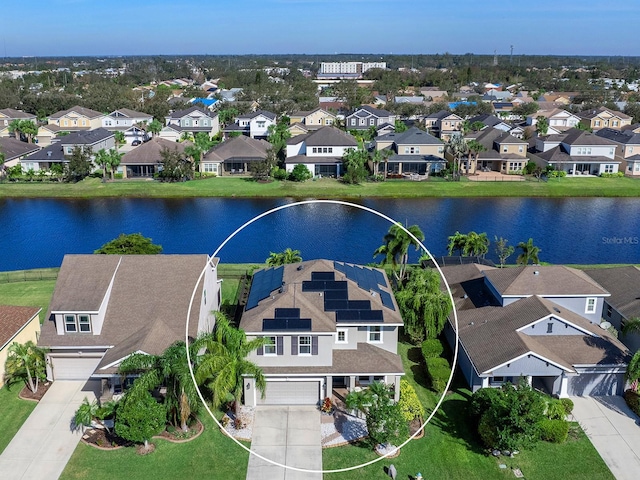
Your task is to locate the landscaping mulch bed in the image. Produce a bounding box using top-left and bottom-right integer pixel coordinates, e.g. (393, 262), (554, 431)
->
(19, 381), (51, 402)
(409, 416), (425, 439)
(156, 418), (204, 443)
(81, 427), (132, 449)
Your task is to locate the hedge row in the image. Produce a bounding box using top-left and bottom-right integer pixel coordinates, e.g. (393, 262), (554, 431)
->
(624, 389), (640, 417)
(425, 357), (451, 393)
(539, 419), (569, 443)
(421, 339), (444, 361)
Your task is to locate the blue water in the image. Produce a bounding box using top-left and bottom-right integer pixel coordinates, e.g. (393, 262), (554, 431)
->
(0, 197), (639, 271)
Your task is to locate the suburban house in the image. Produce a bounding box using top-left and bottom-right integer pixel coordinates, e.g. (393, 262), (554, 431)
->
(285, 126), (357, 177)
(287, 122), (311, 137)
(532, 128), (620, 175)
(19, 128), (115, 172)
(102, 108), (153, 144)
(240, 259), (404, 406)
(201, 135), (271, 176)
(0, 108), (37, 138)
(160, 106), (220, 141)
(526, 108), (581, 131)
(0, 137), (41, 169)
(0, 306), (42, 388)
(289, 108), (337, 130)
(595, 127), (640, 177)
(463, 127), (528, 173)
(120, 137), (189, 178)
(492, 102), (516, 119)
(373, 126), (446, 176)
(48, 106), (105, 132)
(583, 266), (640, 353)
(37, 255), (219, 396)
(35, 125), (62, 147)
(467, 114), (511, 132)
(419, 87), (448, 101)
(223, 110), (276, 139)
(577, 107), (632, 131)
(441, 264), (630, 397)
(345, 106), (396, 131)
(423, 111), (464, 140)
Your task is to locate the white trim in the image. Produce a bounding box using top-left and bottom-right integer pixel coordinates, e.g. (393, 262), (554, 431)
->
(335, 328), (348, 344)
(335, 322), (403, 328)
(298, 335), (312, 355)
(482, 351), (574, 375)
(515, 314), (596, 337)
(51, 310), (99, 314)
(263, 335), (277, 356)
(0, 308), (41, 351)
(256, 372), (405, 377)
(98, 349), (150, 370)
(585, 297), (597, 314)
(500, 293), (610, 298)
(367, 325), (383, 344)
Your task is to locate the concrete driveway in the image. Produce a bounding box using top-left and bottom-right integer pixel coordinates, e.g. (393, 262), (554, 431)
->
(571, 396), (640, 480)
(0, 380), (99, 480)
(246, 406), (322, 480)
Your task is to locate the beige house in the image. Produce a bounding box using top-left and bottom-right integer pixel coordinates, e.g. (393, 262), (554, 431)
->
(463, 127), (528, 173)
(289, 108), (336, 129)
(577, 107), (632, 131)
(0, 109), (37, 138)
(595, 127), (640, 176)
(287, 123), (310, 137)
(423, 111), (464, 140)
(0, 306), (41, 388)
(373, 127), (446, 175)
(48, 106), (105, 131)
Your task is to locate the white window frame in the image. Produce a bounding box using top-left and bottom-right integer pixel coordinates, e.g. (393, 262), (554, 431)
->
(64, 314), (91, 333)
(64, 314), (77, 332)
(264, 336), (277, 356)
(299, 335), (312, 355)
(604, 164), (614, 173)
(336, 328), (348, 344)
(585, 297), (597, 314)
(367, 326), (383, 343)
(78, 315), (91, 332)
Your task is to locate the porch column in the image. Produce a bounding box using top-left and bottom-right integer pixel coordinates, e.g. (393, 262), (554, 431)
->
(481, 377), (489, 388)
(325, 376), (332, 399)
(572, 163), (576, 175)
(398, 163), (403, 174)
(526, 375), (533, 387)
(559, 374), (569, 398)
(244, 162), (248, 173)
(394, 375), (401, 402)
(349, 375), (356, 392)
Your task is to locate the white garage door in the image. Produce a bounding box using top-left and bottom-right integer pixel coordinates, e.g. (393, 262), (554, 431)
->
(257, 381), (320, 405)
(50, 354), (104, 380)
(567, 373), (625, 396)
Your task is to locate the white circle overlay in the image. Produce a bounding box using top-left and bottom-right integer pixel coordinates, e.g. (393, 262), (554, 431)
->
(185, 199), (459, 474)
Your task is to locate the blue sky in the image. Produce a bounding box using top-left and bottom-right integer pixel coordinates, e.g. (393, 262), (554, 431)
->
(2, 0), (638, 57)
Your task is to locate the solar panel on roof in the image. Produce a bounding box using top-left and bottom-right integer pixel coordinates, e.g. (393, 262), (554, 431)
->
(324, 289), (348, 300)
(336, 310), (361, 321)
(372, 269), (386, 286)
(275, 308), (300, 318)
(380, 291), (395, 310)
(312, 271), (335, 281)
(349, 300), (371, 310)
(302, 280), (325, 291)
(334, 261), (345, 273)
(324, 281), (348, 291)
(324, 299), (348, 311)
(262, 318), (312, 331)
(245, 266), (284, 310)
(359, 310), (384, 321)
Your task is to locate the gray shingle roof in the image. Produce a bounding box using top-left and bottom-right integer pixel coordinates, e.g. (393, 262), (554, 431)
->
(378, 126), (443, 146)
(577, 106), (631, 121)
(236, 110), (276, 121)
(167, 105), (216, 120)
(50, 106), (104, 120)
(59, 128), (114, 146)
(0, 137), (41, 161)
(203, 135), (270, 163)
(349, 105), (392, 118)
(0, 108), (36, 120)
(595, 127), (640, 145)
(583, 266), (640, 320)
(297, 126), (358, 147)
(121, 137), (189, 165)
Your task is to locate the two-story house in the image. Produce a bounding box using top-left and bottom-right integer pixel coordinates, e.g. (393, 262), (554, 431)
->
(526, 108), (581, 132)
(48, 106), (105, 132)
(19, 128), (115, 172)
(463, 127), (528, 173)
(0, 137), (41, 169)
(0, 108), (37, 138)
(160, 106), (220, 141)
(223, 110), (276, 139)
(441, 264), (629, 397)
(466, 114), (511, 132)
(240, 260), (404, 406)
(422, 111), (464, 141)
(120, 137), (190, 178)
(285, 126), (358, 177)
(532, 128), (620, 175)
(373, 126), (445, 176)
(577, 107), (632, 131)
(595, 127), (640, 177)
(289, 108), (337, 133)
(345, 106), (396, 131)
(38, 255), (219, 396)
(102, 108), (153, 144)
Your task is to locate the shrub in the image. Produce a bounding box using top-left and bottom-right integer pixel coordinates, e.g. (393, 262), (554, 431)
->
(320, 397), (333, 414)
(289, 164), (312, 182)
(545, 398), (567, 420)
(539, 419), (569, 443)
(624, 389), (640, 416)
(398, 379), (424, 422)
(425, 357), (451, 393)
(421, 339), (444, 361)
(271, 166), (288, 180)
(560, 398), (574, 415)
(549, 170), (567, 178)
(600, 172), (624, 178)
(114, 173), (123, 179)
(524, 160), (537, 175)
(469, 387), (502, 423)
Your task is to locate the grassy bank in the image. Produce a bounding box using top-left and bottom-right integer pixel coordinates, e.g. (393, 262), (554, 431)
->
(0, 387), (37, 454)
(1, 175), (640, 199)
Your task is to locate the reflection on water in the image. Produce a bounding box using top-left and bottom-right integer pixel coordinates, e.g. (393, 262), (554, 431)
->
(0, 197), (639, 270)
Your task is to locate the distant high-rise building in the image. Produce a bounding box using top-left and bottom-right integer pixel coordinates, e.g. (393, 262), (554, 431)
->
(318, 61), (386, 79)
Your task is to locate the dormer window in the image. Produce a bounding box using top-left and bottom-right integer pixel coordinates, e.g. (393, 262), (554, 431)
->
(65, 314), (91, 333)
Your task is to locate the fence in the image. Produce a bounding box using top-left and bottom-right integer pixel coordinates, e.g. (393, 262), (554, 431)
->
(0, 269), (59, 283)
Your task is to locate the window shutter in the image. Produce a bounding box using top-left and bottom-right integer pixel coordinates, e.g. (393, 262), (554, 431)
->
(277, 336), (283, 356)
(312, 336), (318, 356)
(291, 336), (298, 355)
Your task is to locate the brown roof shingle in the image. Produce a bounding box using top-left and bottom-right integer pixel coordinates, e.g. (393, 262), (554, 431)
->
(0, 306), (41, 350)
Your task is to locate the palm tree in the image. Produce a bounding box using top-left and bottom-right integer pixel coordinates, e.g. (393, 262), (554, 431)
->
(625, 350), (640, 393)
(194, 312), (268, 416)
(373, 223), (425, 283)
(8, 119), (22, 140)
(463, 231), (489, 258)
(114, 131), (126, 151)
(94, 149), (110, 182)
(19, 120), (38, 144)
(265, 248), (302, 266)
(447, 231), (467, 256)
(148, 119), (163, 137)
(536, 116), (549, 136)
(0, 151), (5, 181)
(444, 134), (468, 180)
(108, 149), (123, 180)
(119, 341), (200, 432)
(3, 341), (48, 394)
(466, 139), (487, 174)
(622, 317), (640, 337)
(516, 238), (541, 265)
(184, 145), (202, 178)
(74, 397), (99, 432)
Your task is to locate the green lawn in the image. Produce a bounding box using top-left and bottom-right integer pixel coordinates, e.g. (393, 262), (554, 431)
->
(60, 415), (250, 480)
(323, 339), (614, 480)
(0, 274), (57, 321)
(0, 386), (37, 454)
(1, 175), (640, 198)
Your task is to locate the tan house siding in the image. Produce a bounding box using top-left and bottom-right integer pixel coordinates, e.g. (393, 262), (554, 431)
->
(498, 144), (527, 155)
(0, 312), (41, 388)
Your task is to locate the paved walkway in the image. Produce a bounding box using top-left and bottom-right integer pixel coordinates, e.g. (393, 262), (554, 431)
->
(246, 406), (322, 480)
(0, 380), (99, 480)
(571, 396), (640, 480)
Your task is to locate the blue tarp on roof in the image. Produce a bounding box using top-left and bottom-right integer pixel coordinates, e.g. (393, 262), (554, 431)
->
(449, 101), (477, 109)
(191, 98), (218, 107)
